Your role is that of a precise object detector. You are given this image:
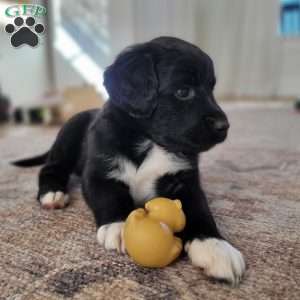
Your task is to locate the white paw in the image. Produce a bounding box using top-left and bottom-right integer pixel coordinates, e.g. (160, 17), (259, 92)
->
(185, 238), (245, 285)
(40, 191), (69, 209)
(97, 222), (126, 253)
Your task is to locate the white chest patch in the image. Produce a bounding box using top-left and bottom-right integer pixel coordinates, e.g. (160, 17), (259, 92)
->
(107, 143), (191, 204)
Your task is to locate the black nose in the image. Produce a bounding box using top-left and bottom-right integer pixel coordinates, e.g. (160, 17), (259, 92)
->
(204, 116), (230, 132)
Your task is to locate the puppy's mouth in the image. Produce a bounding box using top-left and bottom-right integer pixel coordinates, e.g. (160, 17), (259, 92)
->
(185, 129), (229, 153)
(167, 135), (227, 154)
(151, 128), (229, 155)
(211, 130), (228, 143)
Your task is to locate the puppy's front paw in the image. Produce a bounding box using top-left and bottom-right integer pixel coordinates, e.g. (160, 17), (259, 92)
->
(40, 191), (69, 209)
(185, 238), (245, 286)
(97, 222), (126, 253)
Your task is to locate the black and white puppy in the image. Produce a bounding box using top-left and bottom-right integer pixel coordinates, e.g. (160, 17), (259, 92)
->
(14, 37), (245, 285)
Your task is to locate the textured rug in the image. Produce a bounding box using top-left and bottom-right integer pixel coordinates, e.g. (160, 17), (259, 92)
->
(0, 103), (299, 300)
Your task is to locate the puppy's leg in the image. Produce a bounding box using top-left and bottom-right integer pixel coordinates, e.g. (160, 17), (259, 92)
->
(38, 162), (71, 209)
(82, 176), (135, 253)
(38, 144), (78, 209)
(182, 190), (245, 286)
(38, 111), (94, 209)
(158, 171), (246, 285)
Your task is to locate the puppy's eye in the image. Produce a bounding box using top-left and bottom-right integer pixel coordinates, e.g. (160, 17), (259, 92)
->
(175, 87), (195, 100)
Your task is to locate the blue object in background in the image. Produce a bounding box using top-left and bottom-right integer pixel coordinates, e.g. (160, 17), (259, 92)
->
(280, 0), (300, 36)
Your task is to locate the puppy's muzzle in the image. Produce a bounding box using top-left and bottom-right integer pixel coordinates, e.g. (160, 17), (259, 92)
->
(203, 115), (230, 140)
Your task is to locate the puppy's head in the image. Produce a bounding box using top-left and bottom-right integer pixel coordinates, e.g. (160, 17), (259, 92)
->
(104, 36), (229, 154)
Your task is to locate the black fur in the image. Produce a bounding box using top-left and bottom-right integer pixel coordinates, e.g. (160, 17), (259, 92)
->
(15, 37), (230, 245)
(12, 152), (48, 167)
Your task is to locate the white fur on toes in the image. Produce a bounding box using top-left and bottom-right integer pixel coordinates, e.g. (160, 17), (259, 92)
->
(185, 238), (246, 286)
(40, 191), (69, 209)
(97, 222), (126, 253)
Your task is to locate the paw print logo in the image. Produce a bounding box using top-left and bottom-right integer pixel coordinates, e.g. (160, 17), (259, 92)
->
(5, 17), (45, 48)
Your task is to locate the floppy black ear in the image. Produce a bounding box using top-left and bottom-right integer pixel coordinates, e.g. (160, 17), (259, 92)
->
(103, 46), (158, 118)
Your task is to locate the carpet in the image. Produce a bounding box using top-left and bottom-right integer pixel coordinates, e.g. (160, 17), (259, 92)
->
(1, 103), (299, 300)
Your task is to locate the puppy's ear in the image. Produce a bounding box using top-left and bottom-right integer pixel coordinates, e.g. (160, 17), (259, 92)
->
(103, 47), (158, 118)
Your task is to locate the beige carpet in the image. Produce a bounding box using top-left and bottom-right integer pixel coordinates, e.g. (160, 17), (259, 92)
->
(1, 103), (299, 300)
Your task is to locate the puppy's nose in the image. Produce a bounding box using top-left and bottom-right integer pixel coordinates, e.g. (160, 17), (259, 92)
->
(204, 116), (230, 132)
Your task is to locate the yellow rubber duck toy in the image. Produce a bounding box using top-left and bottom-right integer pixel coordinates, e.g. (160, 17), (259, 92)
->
(124, 197), (186, 268)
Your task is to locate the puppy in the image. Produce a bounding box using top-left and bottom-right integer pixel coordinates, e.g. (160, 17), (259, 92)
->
(14, 37), (245, 285)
